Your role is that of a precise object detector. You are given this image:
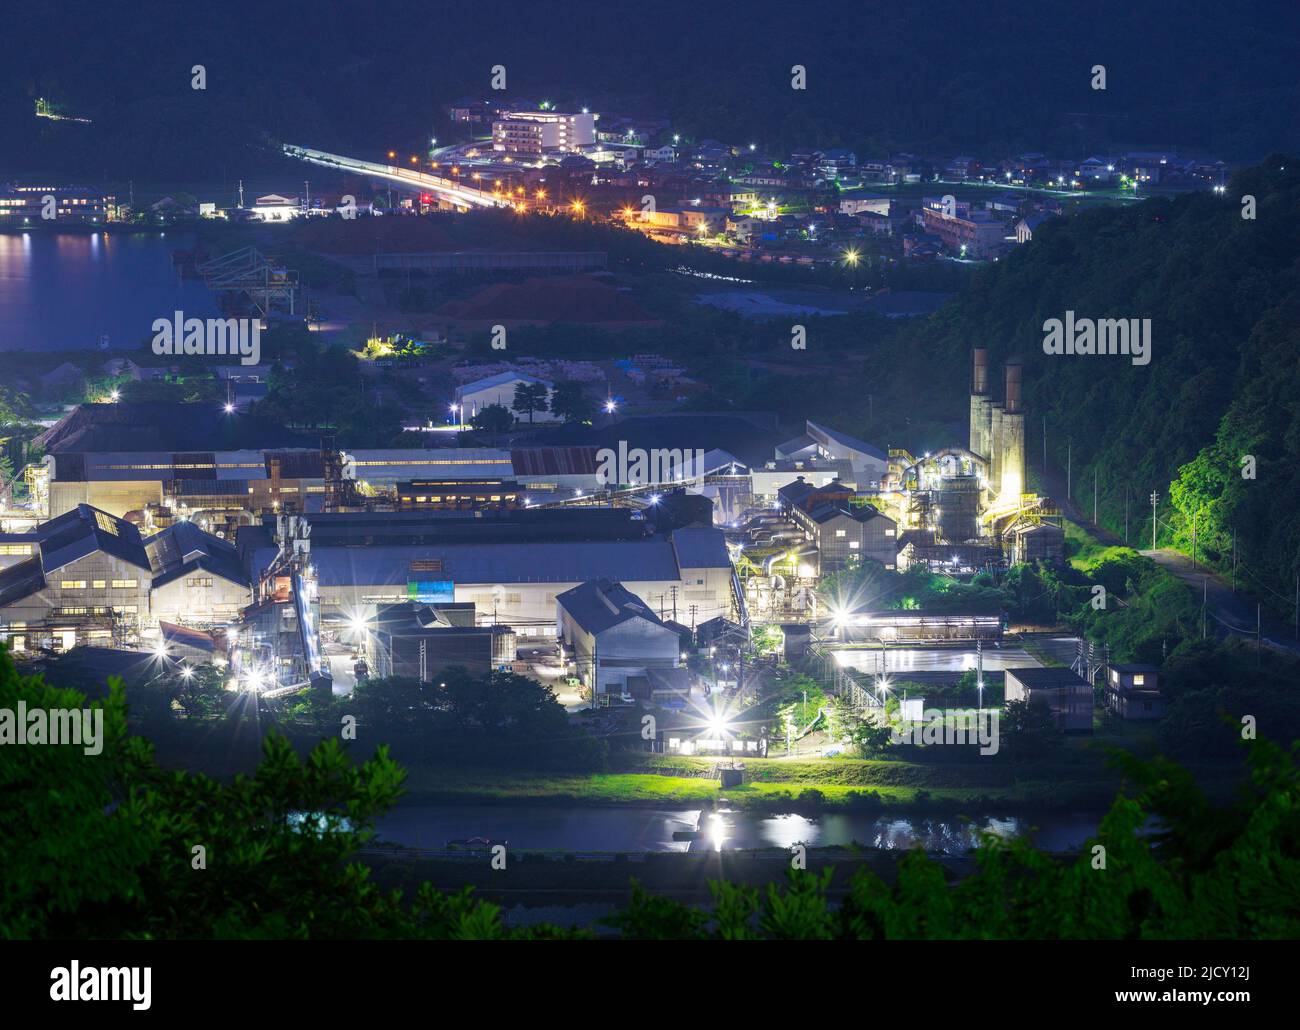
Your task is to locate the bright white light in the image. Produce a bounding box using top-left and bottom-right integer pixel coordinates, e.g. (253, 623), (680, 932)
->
(604, 399), (617, 413)
(179, 665), (194, 679)
(223, 403), (234, 414)
(649, 493), (661, 505)
(109, 389), (120, 402)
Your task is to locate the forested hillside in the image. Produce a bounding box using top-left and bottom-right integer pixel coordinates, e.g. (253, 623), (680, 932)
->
(907, 155), (1300, 610)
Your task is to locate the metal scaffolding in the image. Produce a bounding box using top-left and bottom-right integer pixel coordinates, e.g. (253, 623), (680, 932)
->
(197, 247), (299, 318)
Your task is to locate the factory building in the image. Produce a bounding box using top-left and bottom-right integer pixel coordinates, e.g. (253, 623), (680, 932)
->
(776, 478), (898, 573)
(454, 372), (562, 423)
(1004, 667), (1093, 733)
(555, 579), (682, 696)
(363, 605), (516, 681)
(0, 505), (250, 652)
(39, 445), (601, 526)
(236, 510), (737, 636)
(777, 421), (888, 491)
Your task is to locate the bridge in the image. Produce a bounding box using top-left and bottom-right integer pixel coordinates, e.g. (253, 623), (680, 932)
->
(282, 144), (513, 210)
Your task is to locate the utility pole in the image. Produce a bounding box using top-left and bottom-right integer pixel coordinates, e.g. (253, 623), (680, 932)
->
(1150, 492), (1159, 551)
(669, 585), (678, 622)
(1202, 578), (1207, 639)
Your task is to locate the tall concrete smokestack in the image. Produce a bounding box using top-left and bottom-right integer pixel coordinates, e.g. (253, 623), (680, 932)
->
(1000, 361), (1025, 499)
(989, 401), (1004, 491)
(969, 348), (990, 457)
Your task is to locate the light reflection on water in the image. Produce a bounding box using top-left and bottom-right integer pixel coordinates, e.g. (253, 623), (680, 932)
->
(376, 804), (1101, 856)
(0, 231), (219, 350)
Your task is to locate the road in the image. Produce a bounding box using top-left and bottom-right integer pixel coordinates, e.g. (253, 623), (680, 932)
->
(1141, 548), (1300, 655)
(1036, 461), (1299, 655)
(282, 144), (511, 210)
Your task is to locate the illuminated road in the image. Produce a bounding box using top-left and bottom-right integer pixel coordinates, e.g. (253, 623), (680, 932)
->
(281, 144), (513, 210)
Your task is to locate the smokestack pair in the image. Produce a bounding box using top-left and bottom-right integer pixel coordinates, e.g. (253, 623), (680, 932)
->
(968, 350), (1025, 498)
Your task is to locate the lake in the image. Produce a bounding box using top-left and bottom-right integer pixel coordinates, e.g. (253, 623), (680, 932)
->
(0, 230), (219, 351)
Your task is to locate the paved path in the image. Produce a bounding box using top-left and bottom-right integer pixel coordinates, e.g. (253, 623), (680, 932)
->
(1140, 547), (1299, 655)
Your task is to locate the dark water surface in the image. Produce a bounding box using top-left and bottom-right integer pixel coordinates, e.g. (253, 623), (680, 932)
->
(0, 231), (218, 350)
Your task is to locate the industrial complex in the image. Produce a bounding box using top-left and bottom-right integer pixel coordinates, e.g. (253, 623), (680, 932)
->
(0, 350), (1063, 699)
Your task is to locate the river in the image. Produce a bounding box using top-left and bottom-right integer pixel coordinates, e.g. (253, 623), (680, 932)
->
(375, 803), (1103, 855)
(0, 230), (219, 350)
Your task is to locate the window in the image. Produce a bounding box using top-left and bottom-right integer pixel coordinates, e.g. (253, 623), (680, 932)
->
(1133, 674), (1145, 686)
(187, 577), (214, 588)
(111, 579), (138, 589)
(61, 580), (87, 590)
(835, 529), (846, 538)
(0, 544), (31, 556)
(92, 580), (106, 589)
(849, 541), (860, 550)
(58, 607), (89, 616)
(94, 512), (120, 536)
(884, 529), (895, 537)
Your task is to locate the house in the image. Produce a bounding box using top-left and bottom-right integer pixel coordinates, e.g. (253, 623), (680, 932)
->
(555, 579), (682, 697)
(1005, 667), (1093, 733)
(454, 372), (560, 423)
(788, 499), (898, 573)
(1015, 214), (1049, 244)
(1105, 663), (1165, 720)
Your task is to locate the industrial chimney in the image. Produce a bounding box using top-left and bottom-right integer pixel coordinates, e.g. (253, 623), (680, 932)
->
(969, 348), (990, 457)
(1000, 361), (1026, 499)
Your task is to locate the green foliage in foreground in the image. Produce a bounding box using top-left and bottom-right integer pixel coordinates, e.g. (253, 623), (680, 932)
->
(3, 647), (1298, 939)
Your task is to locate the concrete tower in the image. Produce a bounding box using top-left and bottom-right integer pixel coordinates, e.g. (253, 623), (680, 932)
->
(988, 400), (1004, 494)
(1000, 362), (1026, 500)
(969, 348), (990, 458)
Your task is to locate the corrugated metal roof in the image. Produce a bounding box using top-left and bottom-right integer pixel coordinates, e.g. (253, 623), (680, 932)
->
(510, 446), (599, 477)
(263, 538), (685, 587)
(556, 579), (663, 635)
(670, 527), (731, 569)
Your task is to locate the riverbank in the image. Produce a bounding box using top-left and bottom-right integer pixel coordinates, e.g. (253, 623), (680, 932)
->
(396, 755), (1129, 813)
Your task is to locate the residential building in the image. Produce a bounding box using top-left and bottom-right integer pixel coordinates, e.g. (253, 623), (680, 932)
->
(0, 183), (118, 223)
(1105, 663), (1165, 720)
(492, 111), (596, 154)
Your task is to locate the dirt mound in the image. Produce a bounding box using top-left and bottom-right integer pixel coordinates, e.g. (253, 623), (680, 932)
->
(438, 275), (659, 326)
